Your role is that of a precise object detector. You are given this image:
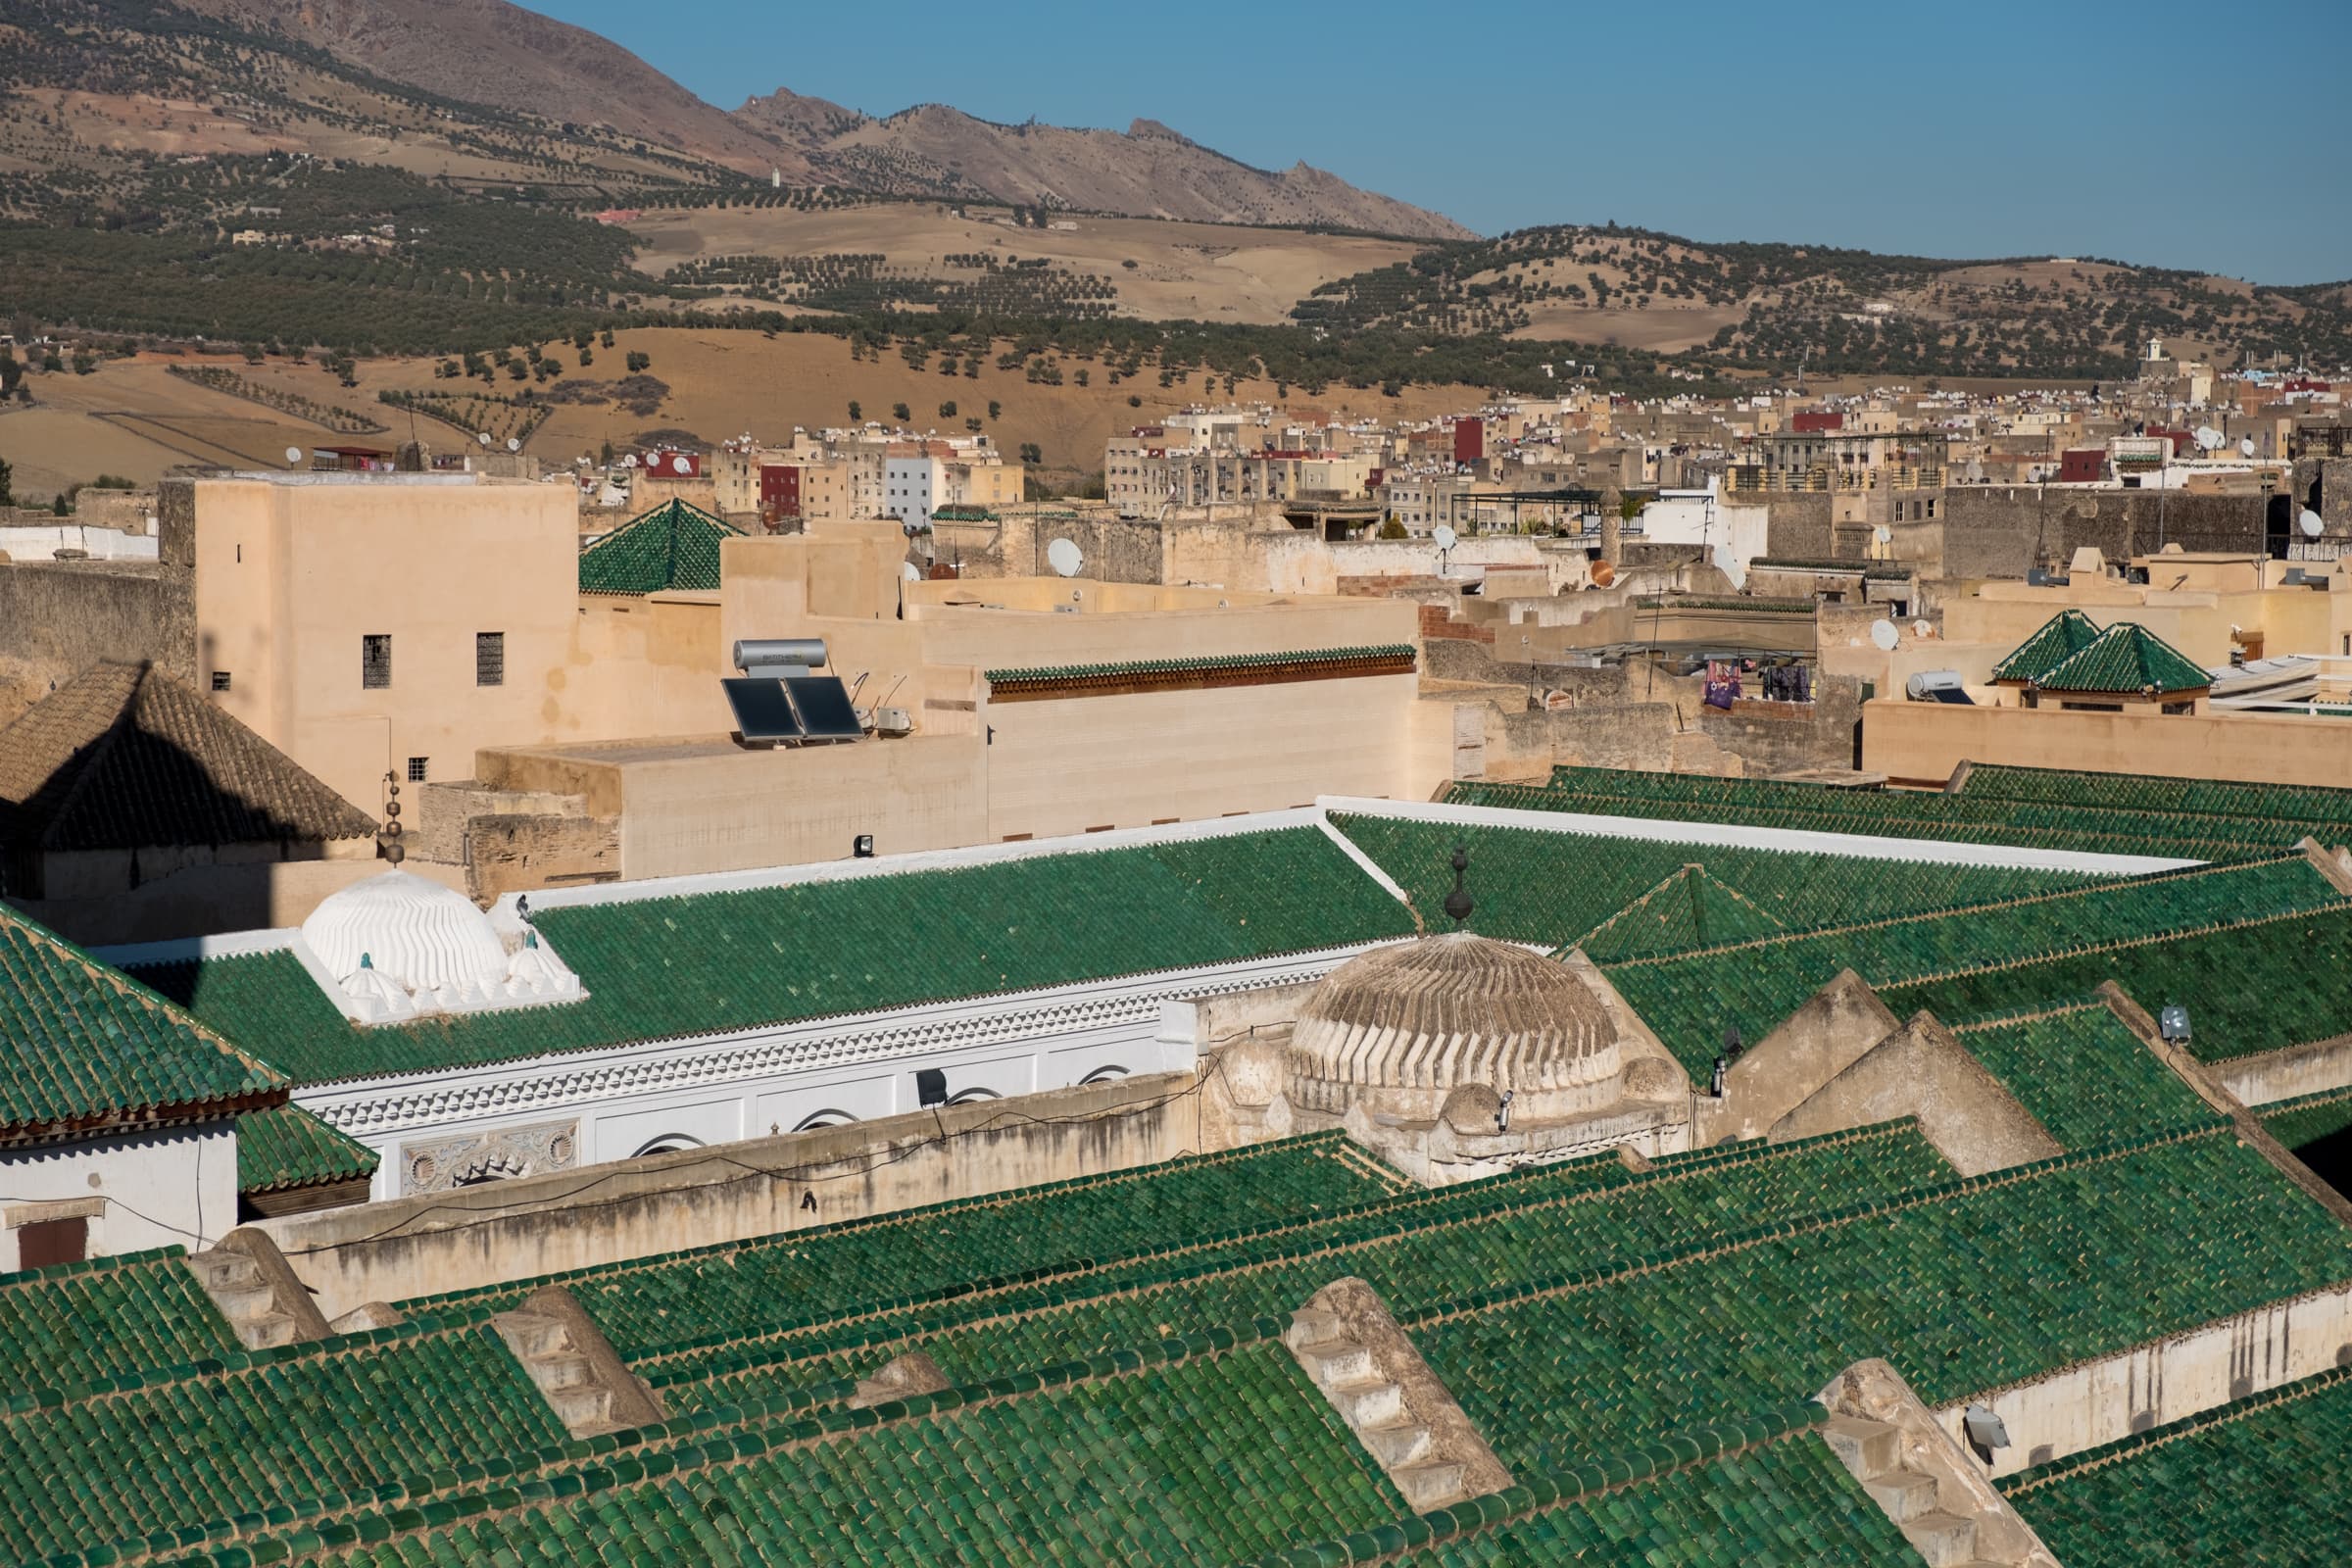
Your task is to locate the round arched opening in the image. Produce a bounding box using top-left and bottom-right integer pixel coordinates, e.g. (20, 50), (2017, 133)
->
(792, 1109), (858, 1134)
(1078, 1065), (1130, 1085)
(629, 1135), (705, 1159)
(945, 1088), (1001, 1105)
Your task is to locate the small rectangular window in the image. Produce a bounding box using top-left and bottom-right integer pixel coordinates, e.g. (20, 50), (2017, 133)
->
(210, 670), (232, 693)
(362, 634), (392, 689)
(407, 756), (428, 783)
(17, 1217), (85, 1269)
(475, 631), (505, 687)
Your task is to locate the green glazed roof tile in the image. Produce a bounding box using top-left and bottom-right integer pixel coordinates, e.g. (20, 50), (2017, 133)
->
(1991, 608), (2102, 682)
(235, 1102), (380, 1195)
(2032, 620), (2211, 695)
(0, 903), (283, 1133)
(577, 499), (745, 596)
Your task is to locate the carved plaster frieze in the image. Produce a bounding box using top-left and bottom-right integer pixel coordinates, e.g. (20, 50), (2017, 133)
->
(308, 954), (1358, 1137)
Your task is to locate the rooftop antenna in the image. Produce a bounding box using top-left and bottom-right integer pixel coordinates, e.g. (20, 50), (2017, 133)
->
(1870, 618), (1900, 652)
(506, 436), (521, 453)
(1433, 522), (1457, 572)
(283, 446), (304, 467)
(1442, 844), (1475, 927)
(1046, 536), (1084, 577)
(2302, 509), (2327, 539)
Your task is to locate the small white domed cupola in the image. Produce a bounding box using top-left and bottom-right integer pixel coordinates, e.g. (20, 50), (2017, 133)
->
(298, 871), (582, 1024)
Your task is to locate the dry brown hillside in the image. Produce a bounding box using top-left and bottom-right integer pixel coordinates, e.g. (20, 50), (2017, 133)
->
(172, 0), (809, 175)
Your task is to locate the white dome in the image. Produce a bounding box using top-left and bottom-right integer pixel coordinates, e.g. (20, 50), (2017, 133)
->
(302, 871), (510, 994)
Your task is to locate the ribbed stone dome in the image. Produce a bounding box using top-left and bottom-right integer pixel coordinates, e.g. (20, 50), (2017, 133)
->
(1286, 931), (1622, 1119)
(301, 870), (510, 992)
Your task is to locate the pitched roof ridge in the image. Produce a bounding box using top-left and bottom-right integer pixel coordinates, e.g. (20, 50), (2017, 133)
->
(1601, 852), (2309, 970)
(0, 904), (288, 1097)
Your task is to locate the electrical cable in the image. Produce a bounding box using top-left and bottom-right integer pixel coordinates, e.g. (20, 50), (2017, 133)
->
(283, 1046), (1259, 1258)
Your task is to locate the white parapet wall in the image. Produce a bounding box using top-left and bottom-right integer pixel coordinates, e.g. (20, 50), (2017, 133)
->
(1932, 1281), (2352, 1477)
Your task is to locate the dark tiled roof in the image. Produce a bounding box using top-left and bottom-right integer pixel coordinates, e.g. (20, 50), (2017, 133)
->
(576, 499), (744, 595)
(0, 902), (284, 1135)
(234, 1102), (379, 1195)
(2034, 620), (2211, 695)
(0, 662), (376, 854)
(1991, 608), (2101, 683)
(985, 644), (1416, 687)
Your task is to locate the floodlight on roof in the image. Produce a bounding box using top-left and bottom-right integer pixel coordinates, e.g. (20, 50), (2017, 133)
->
(2159, 1004), (2191, 1043)
(1962, 1404), (2011, 1463)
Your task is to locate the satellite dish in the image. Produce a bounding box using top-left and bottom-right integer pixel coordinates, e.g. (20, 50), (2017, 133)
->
(900, 561), (922, 582)
(2194, 425), (2223, 451)
(1869, 618), (1900, 652)
(283, 446), (304, 466)
(1590, 560), (1616, 588)
(1046, 537), (1083, 577)
(2239, 437), (2257, 458)
(506, 436), (521, 453)
(672, 454), (691, 474)
(1913, 619), (1932, 638)
(622, 454), (639, 467)
(1710, 542), (1746, 591)
(1433, 523), (1458, 553)
(1872, 524), (1891, 543)
(477, 431), (493, 448)
(2302, 509), (2327, 538)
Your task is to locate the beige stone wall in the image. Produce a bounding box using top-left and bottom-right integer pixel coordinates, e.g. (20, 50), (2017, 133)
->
(259, 1071), (1208, 1319)
(190, 476), (584, 810)
(1862, 698), (2352, 789)
(983, 672), (1423, 841)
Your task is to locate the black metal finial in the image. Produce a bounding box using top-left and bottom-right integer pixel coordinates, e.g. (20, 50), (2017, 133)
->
(1443, 844), (1474, 927)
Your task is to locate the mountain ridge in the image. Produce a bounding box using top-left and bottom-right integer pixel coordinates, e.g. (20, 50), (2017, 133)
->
(158, 0), (1466, 237)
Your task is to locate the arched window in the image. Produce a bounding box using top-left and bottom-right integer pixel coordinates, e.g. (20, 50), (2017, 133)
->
(944, 1088), (1001, 1105)
(628, 1135), (705, 1159)
(791, 1109), (858, 1134)
(1077, 1065), (1130, 1085)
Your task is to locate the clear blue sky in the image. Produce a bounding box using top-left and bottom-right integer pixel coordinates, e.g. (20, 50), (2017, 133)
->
(534, 0), (2343, 284)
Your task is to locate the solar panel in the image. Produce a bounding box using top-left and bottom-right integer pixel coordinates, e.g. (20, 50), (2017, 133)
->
(785, 674), (863, 740)
(722, 677), (804, 741)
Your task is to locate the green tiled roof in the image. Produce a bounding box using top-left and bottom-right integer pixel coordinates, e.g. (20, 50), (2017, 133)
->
(235, 1102), (379, 1195)
(132, 827), (1417, 1085)
(1446, 762), (2351, 862)
(2033, 620), (2211, 695)
(1882, 903), (2352, 1064)
(2003, 1363), (2352, 1567)
(1570, 865), (1788, 960)
(576, 498), (744, 595)
(1949, 1004), (2216, 1149)
(2258, 1085), (2352, 1155)
(0, 1246), (240, 1399)
(1991, 608), (2102, 682)
(0, 903), (283, 1135)
(1330, 812), (2103, 951)
(1603, 855), (2343, 1076)
(985, 644), (1415, 686)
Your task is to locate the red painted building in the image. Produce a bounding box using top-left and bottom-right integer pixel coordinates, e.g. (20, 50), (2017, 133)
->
(759, 463), (801, 520)
(1790, 411), (1845, 433)
(1452, 418), (1484, 464)
(643, 448), (701, 478)
(2057, 448), (2108, 484)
